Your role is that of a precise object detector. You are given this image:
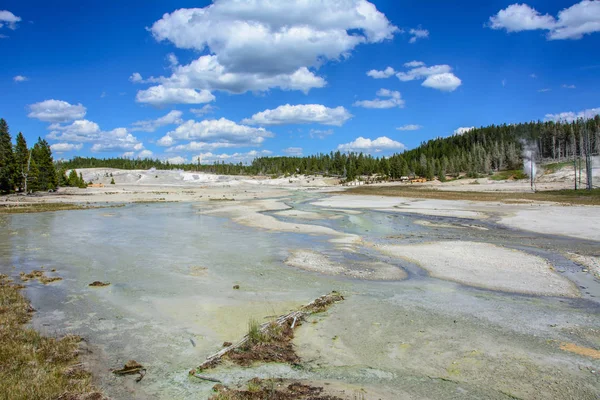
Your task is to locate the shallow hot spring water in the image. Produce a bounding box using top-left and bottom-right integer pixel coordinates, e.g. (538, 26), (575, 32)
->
(0, 200), (598, 399)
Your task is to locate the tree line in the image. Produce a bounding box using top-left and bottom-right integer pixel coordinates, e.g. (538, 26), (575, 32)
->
(2, 115), (599, 194)
(58, 116), (600, 181)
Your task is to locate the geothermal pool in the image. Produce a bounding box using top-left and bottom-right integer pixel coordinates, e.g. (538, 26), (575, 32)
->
(1, 195), (599, 399)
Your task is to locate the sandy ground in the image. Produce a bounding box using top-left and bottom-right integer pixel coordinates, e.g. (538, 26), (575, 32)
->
(199, 198), (360, 246)
(286, 250), (406, 281)
(313, 194), (600, 241)
(376, 241), (580, 297)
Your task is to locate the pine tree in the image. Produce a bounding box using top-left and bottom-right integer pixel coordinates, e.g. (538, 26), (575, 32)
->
(0, 119), (15, 193)
(31, 138), (58, 191)
(14, 132), (29, 192)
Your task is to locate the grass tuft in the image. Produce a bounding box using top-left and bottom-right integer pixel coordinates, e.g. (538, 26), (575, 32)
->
(0, 275), (104, 400)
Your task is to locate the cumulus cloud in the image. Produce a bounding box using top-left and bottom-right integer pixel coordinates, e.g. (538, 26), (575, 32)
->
(395, 62), (462, 91)
(562, 84), (576, 89)
(454, 126), (475, 136)
(488, 1), (600, 40)
(158, 118), (273, 148)
(166, 141), (246, 152)
(50, 143), (83, 153)
(242, 104), (352, 126)
(354, 89), (405, 109)
(136, 1), (397, 98)
(46, 120), (144, 153)
(192, 150), (273, 165)
(396, 124), (422, 131)
(136, 85), (215, 105)
(408, 28), (429, 43)
(422, 73), (462, 92)
(13, 75), (27, 82)
(309, 129), (334, 139)
(545, 107), (600, 122)
(0, 10), (21, 30)
(337, 136), (405, 153)
(131, 110), (184, 132)
(283, 147), (303, 156)
(367, 66), (396, 79)
(166, 156), (187, 164)
(167, 53), (178, 67)
(190, 104), (216, 116)
(27, 99), (87, 123)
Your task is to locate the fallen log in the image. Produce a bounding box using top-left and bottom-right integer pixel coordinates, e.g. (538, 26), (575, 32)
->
(195, 291), (344, 371)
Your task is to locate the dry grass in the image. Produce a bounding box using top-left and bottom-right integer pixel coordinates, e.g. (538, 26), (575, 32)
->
(209, 378), (344, 400)
(0, 274), (104, 400)
(346, 186), (600, 205)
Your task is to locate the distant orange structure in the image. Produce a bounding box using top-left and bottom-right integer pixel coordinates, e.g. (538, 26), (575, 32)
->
(87, 183), (105, 188)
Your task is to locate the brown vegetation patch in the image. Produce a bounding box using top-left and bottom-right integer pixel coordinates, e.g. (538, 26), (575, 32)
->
(196, 292), (344, 371)
(209, 378), (343, 400)
(228, 320), (299, 367)
(345, 186), (600, 206)
(20, 270), (63, 284)
(0, 275), (104, 399)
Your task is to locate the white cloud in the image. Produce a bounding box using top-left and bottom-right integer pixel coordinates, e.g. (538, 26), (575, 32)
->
(136, 85), (215, 105)
(354, 89), (405, 109)
(166, 156), (187, 164)
(13, 75), (27, 82)
(538, 88), (552, 92)
(138, 150), (154, 158)
(404, 60), (425, 68)
(309, 128), (334, 139)
(190, 104), (216, 116)
(488, 1), (600, 40)
(50, 143), (83, 153)
(530, 73), (538, 78)
(138, 1), (397, 97)
(46, 120), (144, 153)
(131, 110), (184, 132)
(27, 99), (87, 123)
(337, 136), (405, 153)
(422, 73), (462, 92)
(167, 53), (178, 67)
(408, 28), (429, 43)
(396, 64), (452, 81)
(367, 66), (396, 79)
(454, 127), (475, 136)
(395, 62), (462, 92)
(130, 72), (143, 83)
(283, 147), (303, 156)
(0, 10), (21, 30)
(545, 107), (600, 122)
(396, 124), (422, 131)
(242, 104), (352, 126)
(90, 128), (144, 153)
(562, 84), (576, 89)
(166, 141), (245, 152)
(192, 150), (272, 165)
(158, 118), (273, 147)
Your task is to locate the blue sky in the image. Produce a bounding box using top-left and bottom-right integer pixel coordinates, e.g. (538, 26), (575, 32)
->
(1, 0), (599, 164)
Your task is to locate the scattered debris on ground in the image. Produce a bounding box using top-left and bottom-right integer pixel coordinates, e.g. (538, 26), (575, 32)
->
(112, 360), (146, 382)
(0, 274), (105, 399)
(88, 281), (110, 287)
(208, 378), (344, 400)
(20, 270), (63, 284)
(193, 291), (344, 371)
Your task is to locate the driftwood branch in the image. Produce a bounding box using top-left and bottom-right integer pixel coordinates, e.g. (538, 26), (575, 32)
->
(195, 291), (343, 371)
